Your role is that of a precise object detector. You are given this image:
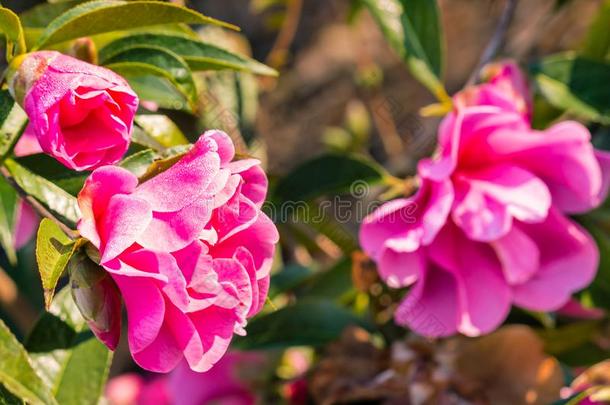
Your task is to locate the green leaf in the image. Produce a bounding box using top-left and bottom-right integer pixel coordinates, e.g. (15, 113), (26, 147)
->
(25, 288), (112, 405)
(0, 383), (24, 405)
(36, 218), (76, 310)
(99, 33), (277, 76)
(532, 53), (610, 124)
(269, 264), (312, 298)
(119, 149), (157, 177)
(0, 319), (56, 405)
(104, 46), (197, 109)
(0, 7), (26, 60)
(233, 299), (372, 350)
(274, 153), (385, 202)
(580, 0), (610, 61)
(20, 1), (85, 28)
(13, 155), (87, 197)
(134, 114), (189, 148)
(126, 75), (190, 111)
(0, 90), (28, 161)
(34, 0), (236, 49)
(0, 177), (19, 265)
(360, 0), (448, 101)
(4, 158), (80, 226)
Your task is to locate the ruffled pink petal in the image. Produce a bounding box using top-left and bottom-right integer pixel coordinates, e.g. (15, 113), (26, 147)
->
(77, 166), (139, 247)
(100, 194), (152, 263)
(204, 130), (235, 165)
(111, 273), (165, 354)
(513, 209), (598, 311)
(428, 222), (511, 336)
(487, 121), (601, 214)
(133, 136), (222, 212)
(491, 225), (539, 285)
(595, 149), (610, 203)
(13, 126), (43, 157)
(138, 198), (214, 253)
(360, 179), (453, 259)
(394, 264), (458, 337)
(188, 307), (237, 372)
(377, 247), (424, 288)
(452, 164), (551, 241)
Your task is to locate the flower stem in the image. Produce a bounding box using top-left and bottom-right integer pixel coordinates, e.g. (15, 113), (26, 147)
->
(466, 0), (518, 86)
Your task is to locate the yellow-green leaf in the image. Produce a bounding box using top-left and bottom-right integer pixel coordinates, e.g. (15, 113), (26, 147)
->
(34, 0), (237, 49)
(0, 7), (26, 60)
(35, 218), (76, 309)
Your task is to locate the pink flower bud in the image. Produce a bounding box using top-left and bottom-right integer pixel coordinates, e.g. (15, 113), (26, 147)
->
(9, 51), (138, 171)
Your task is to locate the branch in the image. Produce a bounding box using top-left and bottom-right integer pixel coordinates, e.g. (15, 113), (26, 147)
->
(266, 0), (303, 70)
(0, 165), (77, 238)
(466, 0), (518, 86)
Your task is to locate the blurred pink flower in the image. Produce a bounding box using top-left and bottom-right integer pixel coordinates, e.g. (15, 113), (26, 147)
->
(13, 200), (38, 249)
(78, 130), (278, 372)
(106, 352), (262, 405)
(360, 61), (608, 337)
(9, 51), (138, 171)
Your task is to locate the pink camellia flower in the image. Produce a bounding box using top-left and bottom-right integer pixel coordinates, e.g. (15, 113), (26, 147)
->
(77, 130), (278, 372)
(360, 61), (609, 337)
(106, 352), (264, 405)
(9, 51), (138, 171)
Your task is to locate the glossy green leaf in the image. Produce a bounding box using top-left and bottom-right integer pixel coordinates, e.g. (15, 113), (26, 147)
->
(34, 0), (236, 49)
(134, 115), (189, 148)
(126, 75), (190, 111)
(533, 54), (610, 124)
(4, 158), (80, 226)
(13, 155), (87, 197)
(25, 288), (112, 405)
(0, 7), (26, 60)
(233, 299), (372, 350)
(274, 153), (385, 202)
(105, 46), (197, 109)
(0, 177), (19, 265)
(581, 0), (610, 60)
(20, 1), (85, 28)
(119, 149), (157, 177)
(99, 33), (277, 76)
(198, 70), (257, 145)
(360, 0), (447, 101)
(0, 90), (28, 161)
(36, 218), (76, 310)
(0, 319), (56, 405)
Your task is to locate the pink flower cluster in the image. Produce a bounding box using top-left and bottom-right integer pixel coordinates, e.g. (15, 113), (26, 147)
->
(360, 62), (610, 337)
(77, 130), (278, 372)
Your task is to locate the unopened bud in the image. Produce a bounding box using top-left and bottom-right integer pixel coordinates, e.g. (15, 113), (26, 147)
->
(69, 251), (122, 350)
(69, 38), (98, 65)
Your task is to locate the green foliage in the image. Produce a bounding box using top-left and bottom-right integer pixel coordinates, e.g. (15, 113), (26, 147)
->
(104, 46), (198, 109)
(532, 53), (610, 125)
(35, 219), (76, 310)
(13, 155), (87, 197)
(99, 33), (277, 76)
(4, 159), (80, 226)
(0, 91), (27, 162)
(0, 7), (26, 60)
(359, 0), (448, 102)
(134, 115), (189, 149)
(0, 177), (19, 265)
(274, 153), (385, 202)
(581, 0), (610, 61)
(234, 299), (372, 350)
(0, 319), (55, 405)
(34, 0), (236, 49)
(25, 288), (112, 405)
(19, 1), (85, 28)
